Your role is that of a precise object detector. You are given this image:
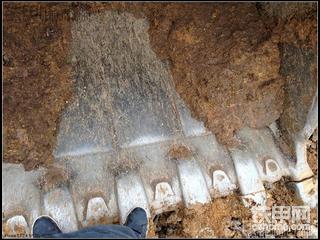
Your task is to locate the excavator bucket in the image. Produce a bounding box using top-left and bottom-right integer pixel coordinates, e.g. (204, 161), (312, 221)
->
(3, 5), (318, 237)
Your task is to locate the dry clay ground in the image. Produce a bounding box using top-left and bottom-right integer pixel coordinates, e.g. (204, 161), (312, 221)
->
(3, 2), (318, 238)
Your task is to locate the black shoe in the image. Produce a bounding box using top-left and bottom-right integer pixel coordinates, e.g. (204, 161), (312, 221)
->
(32, 216), (62, 238)
(124, 207), (148, 238)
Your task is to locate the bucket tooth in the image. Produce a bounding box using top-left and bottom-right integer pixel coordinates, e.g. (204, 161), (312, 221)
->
(85, 197), (109, 225)
(151, 180), (182, 215)
(154, 182), (174, 200)
(127, 142), (182, 215)
(116, 173), (150, 224)
(233, 127), (289, 183)
(212, 170), (237, 198)
(4, 215), (30, 237)
(177, 159), (211, 207)
(232, 126), (317, 208)
(43, 187), (78, 233)
(185, 134), (238, 197)
(66, 154), (118, 226)
(2, 164), (43, 228)
(230, 145), (266, 207)
(289, 138), (314, 181)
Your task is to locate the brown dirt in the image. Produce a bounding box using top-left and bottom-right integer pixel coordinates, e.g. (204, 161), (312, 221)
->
(108, 151), (143, 177)
(145, 3), (284, 147)
(257, 2), (317, 21)
(265, 178), (304, 207)
(3, 3), (74, 171)
(150, 210), (184, 238)
(38, 163), (70, 192)
(148, 178), (318, 238)
(148, 194), (252, 238)
(264, 179), (318, 238)
(4, 2), (316, 170)
(307, 128), (318, 175)
(4, 3), (300, 172)
(2, 222), (29, 238)
(168, 144), (192, 160)
(274, 10), (318, 156)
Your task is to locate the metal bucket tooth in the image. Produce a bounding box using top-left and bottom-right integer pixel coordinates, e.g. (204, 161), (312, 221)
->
(2, 164), (43, 228)
(3, 215), (30, 237)
(126, 142), (183, 215)
(152, 181), (181, 214)
(184, 134), (238, 198)
(269, 120), (314, 181)
(116, 173), (150, 224)
(229, 127), (294, 207)
(150, 176), (182, 214)
(175, 91), (238, 198)
(289, 139), (314, 181)
(230, 146), (267, 207)
(43, 187), (78, 233)
(63, 154), (118, 227)
(85, 197), (110, 225)
(233, 127), (290, 183)
(177, 159), (212, 207)
(212, 170), (237, 198)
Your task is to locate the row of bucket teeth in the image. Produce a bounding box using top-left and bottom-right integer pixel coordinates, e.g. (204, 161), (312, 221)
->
(3, 125), (317, 236)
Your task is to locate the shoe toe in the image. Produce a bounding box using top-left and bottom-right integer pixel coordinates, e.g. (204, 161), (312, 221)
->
(125, 207), (148, 237)
(33, 216), (62, 237)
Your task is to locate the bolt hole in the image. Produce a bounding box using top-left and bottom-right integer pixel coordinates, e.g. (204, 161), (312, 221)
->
(267, 161), (278, 172)
(217, 174), (225, 181)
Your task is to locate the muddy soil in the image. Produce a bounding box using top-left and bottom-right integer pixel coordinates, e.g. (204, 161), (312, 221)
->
(3, 3), (74, 170)
(272, 8), (318, 157)
(307, 128), (318, 175)
(149, 194), (252, 238)
(168, 144), (192, 160)
(148, 178), (318, 238)
(37, 163), (70, 192)
(145, 3), (284, 147)
(265, 178), (304, 207)
(3, 2), (317, 170)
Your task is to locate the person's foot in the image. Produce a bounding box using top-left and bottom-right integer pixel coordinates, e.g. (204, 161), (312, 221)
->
(124, 207), (148, 238)
(32, 216), (62, 238)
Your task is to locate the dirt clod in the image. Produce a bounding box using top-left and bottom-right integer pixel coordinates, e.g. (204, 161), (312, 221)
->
(152, 210), (184, 238)
(145, 3), (284, 147)
(168, 144), (192, 160)
(109, 152), (143, 177)
(265, 178), (304, 207)
(38, 163), (70, 192)
(149, 195), (252, 238)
